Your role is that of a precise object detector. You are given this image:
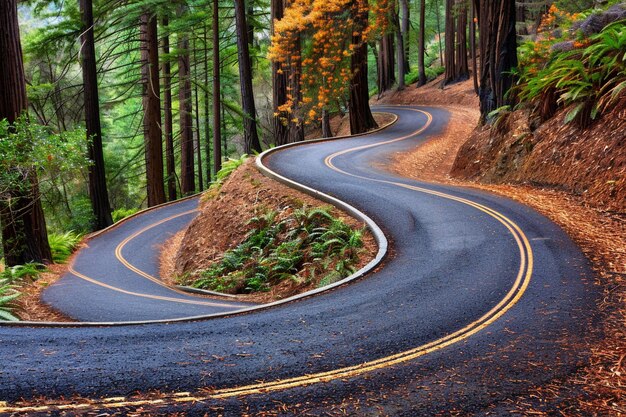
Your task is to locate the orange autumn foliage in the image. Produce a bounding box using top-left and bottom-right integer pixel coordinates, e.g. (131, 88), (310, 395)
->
(269, 0), (391, 126)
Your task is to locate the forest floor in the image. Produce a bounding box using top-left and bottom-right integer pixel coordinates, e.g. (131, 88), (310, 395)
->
(373, 73), (625, 415)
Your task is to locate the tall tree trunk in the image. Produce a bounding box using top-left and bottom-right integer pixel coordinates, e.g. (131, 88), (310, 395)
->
(470, 1), (479, 94)
(247, 0), (255, 47)
(272, 0), (289, 146)
(234, 0), (262, 154)
(203, 24), (212, 181)
(396, 6), (405, 91)
(454, 0), (469, 81)
(378, 33), (395, 93)
(476, 0), (518, 122)
(0, 0), (52, 265)
(399, 0), (410, 73)
(162, 17), (176, 201)
(79, 0), (113, 230)
(435, 0), (444, 66)
(349, 0), (378, 134)
(213, 0), (222, 174)
(287, 34), (304, 143)
(178, 13), (196, 195)
(417, 0), (427, 86)
(322, 109), (333, 138)
(442, 0), (456, 86)
(192, 37), (203, 191)
(140, 12), (165, 207)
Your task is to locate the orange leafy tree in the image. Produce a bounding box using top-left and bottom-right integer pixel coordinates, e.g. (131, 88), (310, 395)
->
(269, 0), (383, 136)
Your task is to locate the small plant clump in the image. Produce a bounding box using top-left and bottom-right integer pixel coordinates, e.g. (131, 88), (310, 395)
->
(48, 231), (83, 263)
(0, 261), (45, 321)
(183, 206), (364, 294)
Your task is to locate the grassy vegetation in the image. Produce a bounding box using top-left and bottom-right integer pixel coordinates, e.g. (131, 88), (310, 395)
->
(182, 206), (365, 294)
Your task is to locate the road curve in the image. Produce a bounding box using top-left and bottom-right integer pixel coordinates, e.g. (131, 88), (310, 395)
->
(0, 106), (598, 415)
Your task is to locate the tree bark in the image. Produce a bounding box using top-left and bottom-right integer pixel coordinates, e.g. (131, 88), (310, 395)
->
(213, 0), (222, 174)
(234, 0), (262, 154)
(79, 0), (113, 230)
(417, 0), (427, 86)
(377, 32), (395, 93)
(271, 0), (289, 146)
(192, 37), (203, 191)
(179, 30), (195, 195)
(470, 1), (479, 94)
(442, 0), (456, 86)
(203, 24), (212, 181)
(162, 17), (177, 201)
(399, 0), (410, 73)
(476, 0), (518, 122)
(322, 109), (333, 138)
(140, 12), (165, 207)
(0, 0), (52, 265)
(455, 0), (469, 81)
(349, 0), (378, 134)
(396, 8), (406, 91)
(287, 33), (304, 143)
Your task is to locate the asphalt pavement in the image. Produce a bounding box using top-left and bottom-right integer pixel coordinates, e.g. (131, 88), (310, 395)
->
(0, 106), (599, 415)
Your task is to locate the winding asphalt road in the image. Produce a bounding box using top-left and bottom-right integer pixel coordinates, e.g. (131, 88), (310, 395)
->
(0, 106), (598, 415)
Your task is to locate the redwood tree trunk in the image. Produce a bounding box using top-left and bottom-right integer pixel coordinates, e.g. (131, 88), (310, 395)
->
(377, 32), (395, 93)
(78, 0), (113, 230)
(349, 0), (378, 134)
(192, 37), (203, 191)
(271, 0), (289, 146)
(140, 12), (165, 207)
(0, 0), (52, 265)
(417, 0), (427, 86)
(178, 28), (196, 195)
(79, 0), (113, 230)
(234, 0), (262, 154)
(396, 9), (406, 91)
(287, 34), (304, 143)
(162, 17), (177, 201)
(470, 2), (479, 94)
(213, 0), (222, 173)
(399, 0), (410, 73)
(455, 0), (469, 81)
(442, 0), (456, 86)
(476, 0), (518, 122)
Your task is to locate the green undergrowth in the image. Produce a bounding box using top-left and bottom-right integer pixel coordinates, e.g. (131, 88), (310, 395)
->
(182, 206), (365, 294)
(0, 262), (45, 321)
(515, 14), (626, 128)
(48, 231), (82, 263)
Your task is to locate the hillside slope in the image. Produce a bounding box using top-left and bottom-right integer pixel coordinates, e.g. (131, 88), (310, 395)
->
(451, 105), (625, 214)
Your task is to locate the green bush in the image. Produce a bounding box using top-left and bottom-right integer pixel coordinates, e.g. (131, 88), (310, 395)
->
(187, 206), (364, 294)
(48, 231), (82, 263)
(112, 207), (139, 223)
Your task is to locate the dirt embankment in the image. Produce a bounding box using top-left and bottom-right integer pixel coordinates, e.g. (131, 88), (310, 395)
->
(161, 159), (376, 303)
(377, 73), (625, 415)
(451, 106), (626, 215)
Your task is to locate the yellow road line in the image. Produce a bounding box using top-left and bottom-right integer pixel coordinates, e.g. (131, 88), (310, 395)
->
(69, 210), (248, 308)
(0, 108), (534, 413)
